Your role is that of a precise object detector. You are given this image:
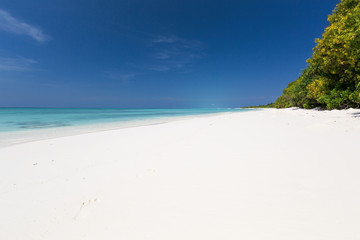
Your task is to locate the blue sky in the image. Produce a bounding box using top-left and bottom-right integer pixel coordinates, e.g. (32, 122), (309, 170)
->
(0, 0), (339, 108)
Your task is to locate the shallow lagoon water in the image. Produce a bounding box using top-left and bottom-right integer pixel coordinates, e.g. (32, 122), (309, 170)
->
(0, 108), (252, 133)
(0, 108), (252, 147)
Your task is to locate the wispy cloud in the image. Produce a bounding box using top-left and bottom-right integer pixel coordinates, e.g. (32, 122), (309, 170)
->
(148, 35), (204, 72)
(153, 35), (181, 43)
(154, 52), (170, 60)
(153, 35), (203, 49)
(0, 57), (38, 72)
(0, 9), (49, 43)
(144, 65), (171, 72)
(103, 71), (136, 83)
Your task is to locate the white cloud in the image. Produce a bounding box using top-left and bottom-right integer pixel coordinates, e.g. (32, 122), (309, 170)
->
(0, 57), (37, 72)
(149, 35), (204, 72)
(0, 9), (49, 43)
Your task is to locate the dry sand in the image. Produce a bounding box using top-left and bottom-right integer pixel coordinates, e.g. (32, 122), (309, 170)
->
(0, 108), (360, 239)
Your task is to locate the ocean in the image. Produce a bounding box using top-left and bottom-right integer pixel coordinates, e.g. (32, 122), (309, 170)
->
(0, 108), (252, 146)
(0, 108), (252, 133)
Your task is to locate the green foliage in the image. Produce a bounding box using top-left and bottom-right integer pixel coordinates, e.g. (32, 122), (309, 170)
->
(274, 0), (360, 109)
(242, 103), (274, 109)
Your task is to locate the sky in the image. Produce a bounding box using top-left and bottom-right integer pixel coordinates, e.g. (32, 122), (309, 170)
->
(0, 0), (340, 108)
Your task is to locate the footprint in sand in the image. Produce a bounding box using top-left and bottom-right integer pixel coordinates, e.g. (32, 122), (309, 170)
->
(73, 198), (99, 221)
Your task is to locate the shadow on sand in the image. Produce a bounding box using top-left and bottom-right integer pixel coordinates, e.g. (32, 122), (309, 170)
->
(351, 112), (360, 117)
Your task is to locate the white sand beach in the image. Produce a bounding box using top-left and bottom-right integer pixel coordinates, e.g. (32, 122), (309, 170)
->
(1, 108), (360, 240)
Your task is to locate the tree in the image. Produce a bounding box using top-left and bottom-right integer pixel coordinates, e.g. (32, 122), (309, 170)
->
(274, 0), (360, 109)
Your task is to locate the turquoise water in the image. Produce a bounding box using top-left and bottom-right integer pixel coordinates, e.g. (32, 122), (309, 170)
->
(0, 108), (251, 133)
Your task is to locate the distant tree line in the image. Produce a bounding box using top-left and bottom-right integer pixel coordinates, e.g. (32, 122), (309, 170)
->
(273, 0), (360, 109)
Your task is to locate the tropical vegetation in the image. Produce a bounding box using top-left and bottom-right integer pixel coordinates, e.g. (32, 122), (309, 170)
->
(273, 0), (360, 109)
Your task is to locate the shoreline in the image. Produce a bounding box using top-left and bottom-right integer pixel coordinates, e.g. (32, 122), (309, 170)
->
(0, 111), (243, 148)
(1, 108), (360, 239)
